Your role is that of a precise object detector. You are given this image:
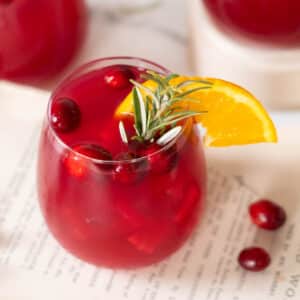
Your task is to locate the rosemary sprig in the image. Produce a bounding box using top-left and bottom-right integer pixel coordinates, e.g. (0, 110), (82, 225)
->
(119, 71), (212, 144)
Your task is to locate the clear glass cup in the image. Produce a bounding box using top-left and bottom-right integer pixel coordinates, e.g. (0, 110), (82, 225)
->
(37, 57), (206, 269)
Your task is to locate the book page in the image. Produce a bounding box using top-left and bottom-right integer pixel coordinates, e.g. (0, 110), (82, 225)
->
(0, 83), (299, 300)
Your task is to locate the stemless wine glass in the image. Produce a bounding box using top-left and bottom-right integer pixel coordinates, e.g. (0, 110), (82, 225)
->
(37, 57), (206, 269)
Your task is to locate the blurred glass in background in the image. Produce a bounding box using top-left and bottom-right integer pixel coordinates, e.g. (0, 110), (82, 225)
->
(0, 0), (87, 84)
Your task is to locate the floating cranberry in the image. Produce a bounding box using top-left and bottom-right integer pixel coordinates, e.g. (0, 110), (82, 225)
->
(50, 98), (81, 133)
(113, 152), (145, 184)
(249, 199), (286, 230)
(140, 143), (178, 174)
(238, 247), (271, 272)
(104, 66), (135, 89)
(65, 144), (112, 177)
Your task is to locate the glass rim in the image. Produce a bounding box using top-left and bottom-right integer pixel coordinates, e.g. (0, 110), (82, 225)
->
(46, 56), (191, 165)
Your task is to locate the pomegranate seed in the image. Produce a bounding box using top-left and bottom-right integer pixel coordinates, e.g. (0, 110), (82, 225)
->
(104, 66), (135, 89)
(238, 247), (271, 272)
(65, 144), (112, 177)
(141, 143), (178, 174)
(249, 199), (286, 230)
(50, 98), (81, 133)
(112, 152), (145, 184)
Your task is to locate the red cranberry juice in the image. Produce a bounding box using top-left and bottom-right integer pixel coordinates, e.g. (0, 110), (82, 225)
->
(203, 0), (300, 46)
(38, 64), (206, 268)
(0, 0), (86, 83)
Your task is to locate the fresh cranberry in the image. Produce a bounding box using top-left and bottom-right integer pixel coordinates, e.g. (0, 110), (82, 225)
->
(65, 144), (112, 177)
(140, 143), (178, 174)
(112, 152), (144, 184)
(50, 98), (81, 133)
(238, 247), (271, 272)
(249, 199), (286, 230)
(104, 66), (135, 89)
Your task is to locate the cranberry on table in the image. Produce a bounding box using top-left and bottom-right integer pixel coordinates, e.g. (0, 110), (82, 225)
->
(65, 144), (112, 177)
(50, 98), (81, 133)
(238, 247), (271, 272)
(104, 66), (135, 89)
(249, 199), (286, 230)
(0, 0), (86, 83)
(203, 0), (300, 45)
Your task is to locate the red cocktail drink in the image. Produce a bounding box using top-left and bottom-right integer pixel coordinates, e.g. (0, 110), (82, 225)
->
(38, 57), (206, 268)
